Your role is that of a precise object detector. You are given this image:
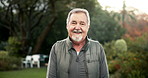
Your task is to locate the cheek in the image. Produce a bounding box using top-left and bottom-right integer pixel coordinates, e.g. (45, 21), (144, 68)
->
(67, 28), (74, 36)
(67, 26), (72, 32)
(82, 27), (89, 33)
(67, 26), (74, 30)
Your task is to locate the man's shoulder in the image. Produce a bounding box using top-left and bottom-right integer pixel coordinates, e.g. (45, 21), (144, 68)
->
(54, 38), (67, 45)
(88, 38), (103, 47)
(88, 38), (100, 44)
(56, 38), (67, 43)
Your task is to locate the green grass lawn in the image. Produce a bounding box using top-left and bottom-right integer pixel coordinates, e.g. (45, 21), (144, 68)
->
(0, 67), (47, 78)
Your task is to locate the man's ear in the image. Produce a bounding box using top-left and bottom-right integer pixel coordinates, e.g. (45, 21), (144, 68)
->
(66, 25), (68, 29)
(88, 25), (90, 29)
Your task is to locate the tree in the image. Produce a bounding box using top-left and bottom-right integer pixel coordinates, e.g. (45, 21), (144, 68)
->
(0, 0), (126, 55)
(32, 0), (57, 54)
(0, 0), (56, 55)
(89, 10), (125, 43)
(124, 13), (148, 39)
(109, 0), (136, 27)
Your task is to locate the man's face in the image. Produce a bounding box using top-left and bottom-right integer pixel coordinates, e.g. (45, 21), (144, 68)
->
(67, 12), (90, 43)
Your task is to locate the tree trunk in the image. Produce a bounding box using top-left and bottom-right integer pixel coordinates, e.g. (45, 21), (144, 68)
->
(32, 17), (56, 54)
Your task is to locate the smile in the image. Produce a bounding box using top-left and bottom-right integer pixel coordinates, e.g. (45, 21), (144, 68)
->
(72, 29), (82, 34)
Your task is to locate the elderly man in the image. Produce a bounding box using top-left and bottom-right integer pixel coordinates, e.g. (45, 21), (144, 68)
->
(46, 8), (109, 78)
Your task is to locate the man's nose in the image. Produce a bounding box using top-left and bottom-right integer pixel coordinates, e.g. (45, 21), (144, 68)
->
(75, 24), (81, 29)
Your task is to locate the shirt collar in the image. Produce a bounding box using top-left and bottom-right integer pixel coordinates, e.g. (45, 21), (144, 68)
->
(66, 37), (73, 50)
(66, 36), (90, 52)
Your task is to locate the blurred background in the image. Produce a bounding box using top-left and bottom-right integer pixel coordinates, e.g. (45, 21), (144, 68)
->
(0, 0), (147, 78)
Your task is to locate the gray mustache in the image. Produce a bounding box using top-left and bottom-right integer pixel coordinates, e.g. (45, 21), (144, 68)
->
(72, 29), (82, 33)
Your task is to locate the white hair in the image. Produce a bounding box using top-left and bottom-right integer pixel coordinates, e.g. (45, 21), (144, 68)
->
(66, 8), (90, 26)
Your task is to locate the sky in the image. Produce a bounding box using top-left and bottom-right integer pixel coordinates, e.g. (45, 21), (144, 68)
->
(98, 0), (148, 14)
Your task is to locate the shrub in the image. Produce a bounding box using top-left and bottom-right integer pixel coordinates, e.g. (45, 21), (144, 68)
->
(104, 40), (117, 60)
(128, 70), (145, 78)
(114, 39), (127, 53)
(125, 34), (148, 52)
(5, 37), (21, 56)
(0, 50), (8, 56)
(104, 39), (127, 61)
(104, 38), (148, 78)
(107, 51), (148, 78)
(0, 51), (21, 71)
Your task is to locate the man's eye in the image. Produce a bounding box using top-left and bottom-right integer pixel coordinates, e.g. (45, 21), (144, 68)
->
(80, 22), (85, 25)
(71, 21), (77, 24)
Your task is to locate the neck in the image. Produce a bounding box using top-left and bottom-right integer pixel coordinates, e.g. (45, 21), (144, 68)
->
(72, 39), (86, 52)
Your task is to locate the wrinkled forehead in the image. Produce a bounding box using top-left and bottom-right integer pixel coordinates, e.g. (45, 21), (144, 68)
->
(69, 11), (87, 18)
(69, 12), (88, 23)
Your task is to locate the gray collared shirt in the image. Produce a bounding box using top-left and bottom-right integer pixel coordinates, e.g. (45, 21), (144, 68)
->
(46, 37), (109, 78)
(68, 39), (89, 78)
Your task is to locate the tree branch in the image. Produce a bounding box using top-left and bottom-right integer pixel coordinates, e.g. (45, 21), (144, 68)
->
(0, 0), (6, 7)
(31, 13), (44, 30)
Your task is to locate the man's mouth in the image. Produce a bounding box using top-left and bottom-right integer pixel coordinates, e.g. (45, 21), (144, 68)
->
(72, 29), (82, 34)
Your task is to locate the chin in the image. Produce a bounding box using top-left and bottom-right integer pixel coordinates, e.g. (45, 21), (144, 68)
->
(71, 35), (83, 42)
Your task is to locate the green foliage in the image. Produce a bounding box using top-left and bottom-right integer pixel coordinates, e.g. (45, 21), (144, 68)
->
(89, 10), (125, 43)
(114, 39), (127, 52)
(104, 37), (148, 78)
(128, 70), (145, 78)
(0, 51), (8, 57)
(108, 51), (147, 78)
(104, 41), (117, 60)
(5, 37), (21, 56)
(0, 51), (21, 71)
(104, 39), (127, 60)
(120, 52), (147, 78)
(125, 34), (148, 52)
